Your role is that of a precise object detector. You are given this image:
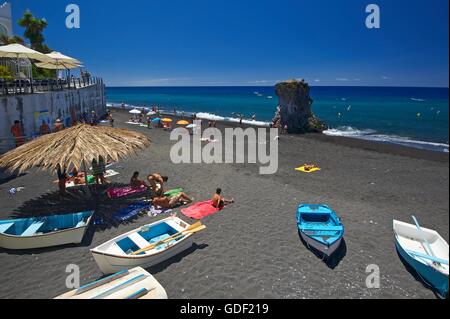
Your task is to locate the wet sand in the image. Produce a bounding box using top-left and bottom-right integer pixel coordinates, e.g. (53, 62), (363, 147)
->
(0, 108), (448, 299)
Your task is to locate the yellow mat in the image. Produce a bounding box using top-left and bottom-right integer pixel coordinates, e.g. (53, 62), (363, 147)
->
(295, 165), (321, 173)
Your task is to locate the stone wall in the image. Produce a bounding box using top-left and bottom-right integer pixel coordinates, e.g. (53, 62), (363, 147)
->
(0, 83), (106, 152)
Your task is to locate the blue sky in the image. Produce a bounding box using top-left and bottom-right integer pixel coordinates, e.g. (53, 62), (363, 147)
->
(8, 0), (449, 87)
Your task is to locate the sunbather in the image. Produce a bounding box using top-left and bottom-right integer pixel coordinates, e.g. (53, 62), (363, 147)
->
(211, 188), (234, 209)
(153, 192), (193, 209)
(303, 164), (319, 172)
(147, 173), (168, 196)
(131, 171), (151, 190)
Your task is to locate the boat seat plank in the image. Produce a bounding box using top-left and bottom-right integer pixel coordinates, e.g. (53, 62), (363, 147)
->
(128, 233), (150, 250)
(76, 220), (87, 228)
(300, 225), (343, 232)
(22, 222), (45, 236)
(406, 249), (449, 265)
(0, 223), (14, 233)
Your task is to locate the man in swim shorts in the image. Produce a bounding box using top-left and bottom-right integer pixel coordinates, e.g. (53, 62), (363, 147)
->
(211, 188), (234, 209)
(153, 192), (193, 209)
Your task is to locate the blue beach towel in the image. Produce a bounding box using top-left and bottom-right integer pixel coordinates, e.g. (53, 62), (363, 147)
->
(113, 201), (150, 222)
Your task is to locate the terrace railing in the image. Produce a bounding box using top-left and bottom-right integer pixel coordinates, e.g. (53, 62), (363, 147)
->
(0, 76), (104, 95)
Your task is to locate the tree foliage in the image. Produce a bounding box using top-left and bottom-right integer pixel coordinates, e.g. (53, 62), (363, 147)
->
(18, 11), (52, 53)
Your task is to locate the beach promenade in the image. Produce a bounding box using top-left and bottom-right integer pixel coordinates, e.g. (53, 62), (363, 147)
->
(0, 108), (448, 299)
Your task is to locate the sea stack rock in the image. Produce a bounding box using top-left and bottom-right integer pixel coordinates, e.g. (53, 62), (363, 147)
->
(274, 79), (327, 133)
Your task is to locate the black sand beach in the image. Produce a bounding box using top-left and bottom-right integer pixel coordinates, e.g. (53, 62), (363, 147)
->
(0, 108), (448, 299)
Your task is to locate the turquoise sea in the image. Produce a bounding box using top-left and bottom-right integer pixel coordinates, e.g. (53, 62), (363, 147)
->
(106, 86), (449, 153)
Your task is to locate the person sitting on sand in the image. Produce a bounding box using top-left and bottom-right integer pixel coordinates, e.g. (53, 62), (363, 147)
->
(212, 188), (234, 209)
(131, 171), (151, 189)
(153, 192), (193, 209)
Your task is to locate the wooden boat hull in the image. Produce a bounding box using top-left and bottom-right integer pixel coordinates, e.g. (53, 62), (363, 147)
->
(92, 236), (194, 274)
(91, 217), (195, 274)
(297, 204), (344, 259)
(300, 231), (342, 258)
(394, 220), (449, 298)
(0, 211), (94, 250)
(55, 267), (168, 299)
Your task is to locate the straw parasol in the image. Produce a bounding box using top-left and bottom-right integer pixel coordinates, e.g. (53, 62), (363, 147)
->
(0, 124), (151, 175)
(162, 118), (173, 123)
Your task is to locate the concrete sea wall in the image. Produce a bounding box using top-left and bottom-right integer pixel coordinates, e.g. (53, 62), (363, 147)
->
(0, 83), (106, 152)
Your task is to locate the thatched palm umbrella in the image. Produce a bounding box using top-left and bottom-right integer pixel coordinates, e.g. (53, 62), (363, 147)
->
(0, 124), (151, 179)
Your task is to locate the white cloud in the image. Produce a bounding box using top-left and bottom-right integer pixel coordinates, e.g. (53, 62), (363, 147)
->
(336, 78), (349, 82)
(314, 79), (320, 82)
(381, 76), (390, 80)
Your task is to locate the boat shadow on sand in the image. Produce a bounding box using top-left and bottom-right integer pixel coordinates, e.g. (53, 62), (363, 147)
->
(297, 230), (347, 269)
(396, 250), (448, 299)
(1, 183), (153, 255)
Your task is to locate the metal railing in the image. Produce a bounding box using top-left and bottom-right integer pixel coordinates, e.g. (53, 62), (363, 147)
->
(0, 76), (104, 95)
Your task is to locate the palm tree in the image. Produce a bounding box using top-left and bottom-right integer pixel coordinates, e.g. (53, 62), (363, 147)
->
(18, 11), (51, 53)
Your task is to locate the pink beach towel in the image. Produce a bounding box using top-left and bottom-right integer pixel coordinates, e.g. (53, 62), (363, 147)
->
(107, 185), (146, 199)
(181, 200), (222, 220)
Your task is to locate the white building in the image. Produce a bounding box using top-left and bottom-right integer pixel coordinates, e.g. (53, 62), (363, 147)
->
(0, 2), (13, 38)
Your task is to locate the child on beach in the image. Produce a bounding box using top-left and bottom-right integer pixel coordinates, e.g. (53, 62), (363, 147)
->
(211, 188), (234, 209)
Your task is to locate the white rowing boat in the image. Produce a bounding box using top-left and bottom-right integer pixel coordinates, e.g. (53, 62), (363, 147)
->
(55, 267), (168, 299)
(91, 217), (205, 274)
(394, 218), (449, 298)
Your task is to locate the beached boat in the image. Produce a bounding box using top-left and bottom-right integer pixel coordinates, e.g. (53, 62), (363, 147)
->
(55, 267), (168, 299)
(91, 217), (205, 274)
(296, 204), (344, 258)
(394, 218), (449, 298)
(0, 211), (94, 250)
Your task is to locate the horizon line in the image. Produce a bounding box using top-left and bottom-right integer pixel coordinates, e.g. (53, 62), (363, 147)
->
(105, 84), (450, 89)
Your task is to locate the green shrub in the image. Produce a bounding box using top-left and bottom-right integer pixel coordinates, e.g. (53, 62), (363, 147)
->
(0, 65), (13, 79)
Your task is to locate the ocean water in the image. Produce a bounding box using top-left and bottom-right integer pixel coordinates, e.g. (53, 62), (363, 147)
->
(106, 86), (449, 153)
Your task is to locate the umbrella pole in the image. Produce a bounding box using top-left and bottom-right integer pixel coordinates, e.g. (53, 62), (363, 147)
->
(82, 159), (89, 189)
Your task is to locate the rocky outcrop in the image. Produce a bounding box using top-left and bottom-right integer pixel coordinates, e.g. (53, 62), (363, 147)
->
(274, 79), (327, 134)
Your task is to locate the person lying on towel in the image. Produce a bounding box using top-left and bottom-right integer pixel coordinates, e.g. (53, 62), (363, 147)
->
(303, 164), (320, 172)
(131, 171), (151, 190)
(153, 192), (193, 209)
(212, 188), (234, 209)
(70, 167), (86, 185)
(147, 173), (168, 195)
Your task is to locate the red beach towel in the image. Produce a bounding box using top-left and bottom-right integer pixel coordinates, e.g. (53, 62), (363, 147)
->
(107, 185), (146, 198)
(181, 200), (222, 219)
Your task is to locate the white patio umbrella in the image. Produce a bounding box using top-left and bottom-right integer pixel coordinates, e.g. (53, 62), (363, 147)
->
(147, 111), (156, 116)
(35, 61), (82, 70)
(0, 44), (53, 77)
(129, 109), (142, 114)
(46, 51), (82, 65)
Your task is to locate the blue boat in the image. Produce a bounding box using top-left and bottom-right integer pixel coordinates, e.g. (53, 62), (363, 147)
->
(394, 218), (449, 298)
(0, 211), (94, 250)
(296, 204), (344, 258)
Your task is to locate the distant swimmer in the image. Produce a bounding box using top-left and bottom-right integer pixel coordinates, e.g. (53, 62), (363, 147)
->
(347, 105), (352, 111)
